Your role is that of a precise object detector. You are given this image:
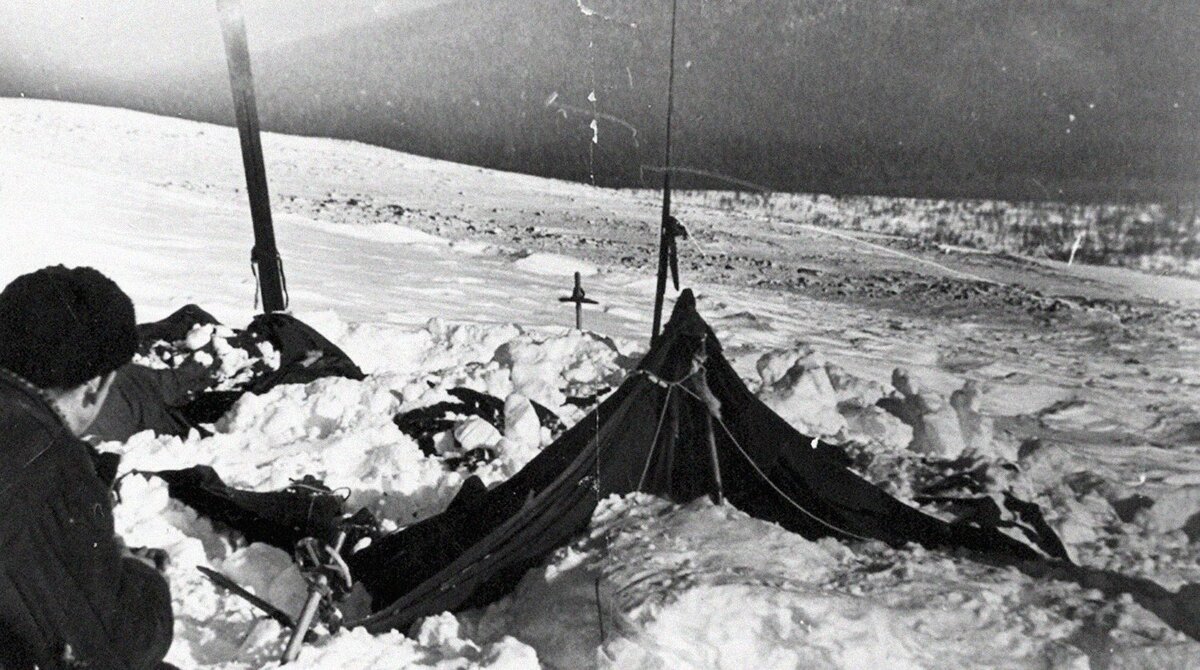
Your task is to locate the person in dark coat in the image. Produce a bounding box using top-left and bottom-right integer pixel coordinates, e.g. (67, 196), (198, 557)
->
(0, 266), (174, 669)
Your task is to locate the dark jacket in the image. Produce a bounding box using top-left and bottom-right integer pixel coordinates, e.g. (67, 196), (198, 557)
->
(0, 370), (173, 669)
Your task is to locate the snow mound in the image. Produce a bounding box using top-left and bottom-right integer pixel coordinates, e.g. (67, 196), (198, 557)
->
(513, 252), (599, 277)
(254, 616), (538, 670)
(104, 317), (636, 667)
(467, 494), (1139, 669)
(756, 348), (848, 437)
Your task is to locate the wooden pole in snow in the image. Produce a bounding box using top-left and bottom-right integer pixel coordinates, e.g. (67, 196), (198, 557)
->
(217, 0), (287, 313)
(559, 271), (598, 330)
(650, 0), (681, 345)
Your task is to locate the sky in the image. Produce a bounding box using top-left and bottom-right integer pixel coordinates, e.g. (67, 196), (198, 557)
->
(0, 1), (448, 74)
(1, 0), (1196, 202)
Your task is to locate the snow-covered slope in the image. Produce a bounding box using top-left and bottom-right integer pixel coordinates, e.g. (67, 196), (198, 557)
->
(3, 99), (1200, 669)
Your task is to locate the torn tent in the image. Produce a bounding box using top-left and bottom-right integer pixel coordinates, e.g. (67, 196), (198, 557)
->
(239, 312), (366, 391)
(89, 306), (365, 441)
(135, 304), (221, 349)
(393, 387), (565, 462)
(347, 290), (1062, 634)
(88, 363), (217, 442)
(144, 466), (377, 551)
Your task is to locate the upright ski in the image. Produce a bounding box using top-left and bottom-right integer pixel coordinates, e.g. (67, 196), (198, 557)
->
(217, 0), (288, 313)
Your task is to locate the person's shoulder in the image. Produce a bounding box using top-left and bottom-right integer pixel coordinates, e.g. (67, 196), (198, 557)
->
(0, 381), (82, 500)
(0, 380), (62, 446)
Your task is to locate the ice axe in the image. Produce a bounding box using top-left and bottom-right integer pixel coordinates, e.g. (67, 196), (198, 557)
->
(198, 566), (304, 632)
(559, 272), (598, 330)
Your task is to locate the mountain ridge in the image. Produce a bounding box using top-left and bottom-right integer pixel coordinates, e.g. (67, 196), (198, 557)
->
(3, 0), (1197, 202)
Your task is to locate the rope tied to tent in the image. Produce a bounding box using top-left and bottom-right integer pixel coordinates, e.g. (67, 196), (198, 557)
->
(671, 381), (876, 543)
(632, 336), (730, 504)
(590, 389), (610, 645)
(635, 325), (873, 542)
(632, 341), (711, 492)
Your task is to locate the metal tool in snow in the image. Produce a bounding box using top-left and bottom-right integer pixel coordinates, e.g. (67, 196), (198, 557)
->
(281, 530), (351, 664)
(559, 271), (598, 330)
(217, 0), (288, 314)
(198, 566), (301, 631)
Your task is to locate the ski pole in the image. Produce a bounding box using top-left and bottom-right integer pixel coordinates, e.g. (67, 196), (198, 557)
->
(281, 576), (326, 664)
(281, 531), (347, 664)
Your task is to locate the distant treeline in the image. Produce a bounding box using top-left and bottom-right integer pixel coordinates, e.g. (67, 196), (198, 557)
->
(679, 190), (1200, 277)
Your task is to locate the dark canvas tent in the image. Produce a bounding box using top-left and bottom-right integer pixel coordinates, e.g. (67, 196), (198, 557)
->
(149, 466), (349, 549)
(90, 306), (365, 441)
(347, 290), (1057, 633)
(89, 363), (216, 442)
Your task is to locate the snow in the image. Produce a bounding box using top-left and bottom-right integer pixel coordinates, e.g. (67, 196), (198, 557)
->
(262, 616), (540, 670)
(4, 98), (1200, 668)
(289, 216), (449, 247)
(512, 252), (600, 277)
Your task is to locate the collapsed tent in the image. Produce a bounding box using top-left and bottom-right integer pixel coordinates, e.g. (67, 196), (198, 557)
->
(89, 363), (216, 442)
(89, 306), (365, 441)
(346, 290), (1064, 633)
(393, 387), (565, 464)
(145, 466), (377, 551)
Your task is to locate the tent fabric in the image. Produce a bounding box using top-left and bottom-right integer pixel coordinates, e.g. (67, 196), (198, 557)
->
(238, 313), (366, 392)
(145, 466), (375, 551)
(913, 492), (1072, 561)
(346, 290), (1058, 633)
(135, 304), (221, 353)
(89, 363), (216, 442)
(393, 387), (564, 457)
(91, 308), (365, 441)
(171, 312), (367, 425)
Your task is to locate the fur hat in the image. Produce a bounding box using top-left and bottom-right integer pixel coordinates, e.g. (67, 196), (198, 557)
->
(0, 266), (136, 389)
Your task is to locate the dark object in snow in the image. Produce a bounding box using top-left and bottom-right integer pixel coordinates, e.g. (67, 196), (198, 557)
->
(1111, 494), (1155, 523)
(135, 304), (220, 355)
(346, 290), (1057, 633)
(198, 566), (303, 632)
(148, 466), (377, 552)
(563, 387), (611, 409)
(88, 362), (217, 443)
(90, 308), (365, 441)
(242, 312), (365, 390)
(393, 387), (563, 459)
(177, 390), (245, 425)
(443, 447), (497, 471)
(914, 493), (1070, 561)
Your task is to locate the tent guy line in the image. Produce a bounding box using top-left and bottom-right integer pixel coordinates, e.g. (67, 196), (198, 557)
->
(674, 376), (876, 542)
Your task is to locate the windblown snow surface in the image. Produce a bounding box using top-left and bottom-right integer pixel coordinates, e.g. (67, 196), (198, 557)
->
(3, 99), (1200, 669)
